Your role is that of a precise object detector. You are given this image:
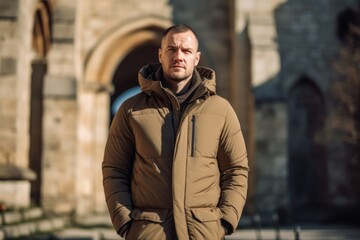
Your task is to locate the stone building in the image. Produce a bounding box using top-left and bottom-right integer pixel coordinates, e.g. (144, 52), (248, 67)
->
(0, 0), (359, 225)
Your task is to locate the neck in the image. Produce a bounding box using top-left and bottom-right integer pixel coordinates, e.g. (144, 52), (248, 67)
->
(164, 76), (192, 94)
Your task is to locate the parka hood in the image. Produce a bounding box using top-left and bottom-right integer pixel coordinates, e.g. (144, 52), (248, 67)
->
(138, 63), (217, 95)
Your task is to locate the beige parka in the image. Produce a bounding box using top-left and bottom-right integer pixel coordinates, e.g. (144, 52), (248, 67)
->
(102, 64), (249, 240)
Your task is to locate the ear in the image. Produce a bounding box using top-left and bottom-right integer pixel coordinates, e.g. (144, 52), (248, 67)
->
(158, 48), (162, 63)
(195, 51), (201, 66)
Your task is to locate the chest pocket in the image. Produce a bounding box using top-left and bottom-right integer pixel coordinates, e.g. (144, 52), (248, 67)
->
(188, 114), (225, 158)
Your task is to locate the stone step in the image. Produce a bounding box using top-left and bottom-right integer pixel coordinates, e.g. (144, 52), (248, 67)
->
(74, 214), (113, 228)
(0, 208), (69, 239)
(0, 216), (69, 239)
(0, 207), (43, 226)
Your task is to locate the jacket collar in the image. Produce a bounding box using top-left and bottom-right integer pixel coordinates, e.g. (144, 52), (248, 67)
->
(138, 63), (217, 96)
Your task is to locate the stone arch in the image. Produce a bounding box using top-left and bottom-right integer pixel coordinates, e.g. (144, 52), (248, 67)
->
(76, 17), (171, 215)
(32, 0), (53, 58)
(110, 42), (159, 120)
(84, 17), (170, 85)
(287, 75), (327, 218)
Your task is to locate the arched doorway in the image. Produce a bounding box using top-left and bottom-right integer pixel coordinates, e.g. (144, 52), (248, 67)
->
(111, 42), (158, 120)
(77, 18), (171, 215)
(288, 76), (327, 217)
(29, 0), (52, 205)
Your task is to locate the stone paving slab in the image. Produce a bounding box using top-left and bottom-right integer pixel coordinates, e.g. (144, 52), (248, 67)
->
(0, 216), (69, 239)
(3, 213), (358, 240)
(53, 214), (360, 240)
(50, 225), (360, 240)
(228, 226), (360, 240)
(54, 228), (119, 240)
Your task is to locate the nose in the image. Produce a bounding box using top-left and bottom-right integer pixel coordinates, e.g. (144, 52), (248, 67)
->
(173, 49), (184, 61)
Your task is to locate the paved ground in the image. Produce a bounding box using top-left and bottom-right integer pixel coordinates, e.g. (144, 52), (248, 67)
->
(14, 214), (355, 240)
(52, 225), (360, 240)
(228, 226), (360, 240)
(4, 210), (358, 239)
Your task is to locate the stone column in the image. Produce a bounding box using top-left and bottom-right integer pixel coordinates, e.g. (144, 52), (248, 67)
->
(75, 82), (112, 215)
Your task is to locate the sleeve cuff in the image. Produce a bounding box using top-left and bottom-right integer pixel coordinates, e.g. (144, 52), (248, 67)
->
(221, 219), (233, 235)
(118, 221), (132, 238)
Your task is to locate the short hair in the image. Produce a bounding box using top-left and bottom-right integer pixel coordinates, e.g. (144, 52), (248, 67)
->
(161, 24), (199, 49)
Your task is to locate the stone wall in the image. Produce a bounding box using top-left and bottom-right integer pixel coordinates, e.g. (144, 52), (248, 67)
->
(0, 181), (30, 208)
(254, 101), (288, 214)
(274, 0), (356, 94)
(275, 0), (359, 210)
(0, 0), (35, 209)
(0, 0), (19, 166)
(236, 0), (287, 216)
(172, 0), (234, 97)
(75, 0), (172, 215)
(41, 0), (77, 213)
(77, 0), (172, 66)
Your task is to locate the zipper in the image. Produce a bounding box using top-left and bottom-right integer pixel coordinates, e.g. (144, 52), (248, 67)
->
(191, 114), (196, 157)
(171, 103), (177, 138)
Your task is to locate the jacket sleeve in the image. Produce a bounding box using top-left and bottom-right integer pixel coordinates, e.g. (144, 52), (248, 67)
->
(217, 101), (249, 234)
(102, 102), (135, 234)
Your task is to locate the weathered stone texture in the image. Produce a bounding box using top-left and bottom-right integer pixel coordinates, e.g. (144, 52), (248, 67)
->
(52, 0), (75, 42)
(39, 0), (77, 213)
(236, 0), (283, 88)
(42, 98), (77, 213)
(274, 0), (359, 211)
(0, 0), (18, 18)
(15, 0), (38, 169)
(255, 102), (288, 213)
(79, 0), (172, 61)
(172, 0), (233, 97)
(0, 181), (31, 208)
(47, 44), (75, 78)
(275, 0), (358, 93)
(0, 19), (18, 165)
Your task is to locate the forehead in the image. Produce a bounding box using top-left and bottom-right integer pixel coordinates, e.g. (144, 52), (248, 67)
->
(162, 30), (198, 49)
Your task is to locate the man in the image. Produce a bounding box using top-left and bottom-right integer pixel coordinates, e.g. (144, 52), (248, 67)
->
(102, 24), (249, 240)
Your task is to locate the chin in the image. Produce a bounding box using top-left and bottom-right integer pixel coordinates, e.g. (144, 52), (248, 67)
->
(169, 73), (185, 80)
(173, 76), (189, 82)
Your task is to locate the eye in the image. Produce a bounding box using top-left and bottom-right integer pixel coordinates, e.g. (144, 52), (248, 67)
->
(183, 49), (193, 54)
(168, 46), (180, 52)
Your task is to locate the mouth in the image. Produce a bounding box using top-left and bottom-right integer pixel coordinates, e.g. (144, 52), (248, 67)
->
(170, 65), (185, 69)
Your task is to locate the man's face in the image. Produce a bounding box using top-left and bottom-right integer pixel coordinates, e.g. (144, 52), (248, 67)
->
(158, 30), (201, 83)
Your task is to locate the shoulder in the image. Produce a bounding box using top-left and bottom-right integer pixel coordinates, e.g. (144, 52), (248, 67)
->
(194, 95), (235, 122)
(118, 92), (147, 110)
(207, 95), (231, 106)
(203, 95), (233, 114)
(113, 92), (148, 119)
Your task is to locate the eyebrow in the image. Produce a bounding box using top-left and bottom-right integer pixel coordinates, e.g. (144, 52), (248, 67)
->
(166, 45), (195, 52)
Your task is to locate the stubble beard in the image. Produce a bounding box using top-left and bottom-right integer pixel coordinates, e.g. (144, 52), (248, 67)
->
(164, 71), (191, 83)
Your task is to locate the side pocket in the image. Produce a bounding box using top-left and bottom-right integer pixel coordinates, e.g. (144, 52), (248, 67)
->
(131, 209), (167, 223)
(190, 208), (224, 240)
(191, 207), (223, 222)
(127, 209), (168, 240)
